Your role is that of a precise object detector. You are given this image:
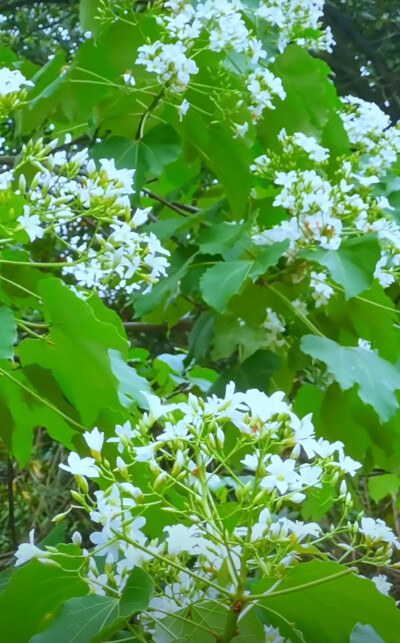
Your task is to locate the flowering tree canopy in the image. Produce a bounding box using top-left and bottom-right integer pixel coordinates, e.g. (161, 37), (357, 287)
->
(1, 1), (400, 642)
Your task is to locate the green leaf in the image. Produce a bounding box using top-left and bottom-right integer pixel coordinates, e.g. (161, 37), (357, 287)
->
(210, 349), (279, 396)
(152, 600), (224, 643)
(31, 595), (119, 643)
(187, 311), (215, 364)
(18, 279), (129, 425)
(0, 561), (87, 643)
(0, 365), (77, 465)
(350, 624), (386, 643)
(368, 474), (400, 503)
(252, 561), (400, 643)
(300, 335), (400, 422)
(200, 260), (252, 313)
(32, 567), (153, 643)
(79, 0), (102, 37)
(302, 234), (381, 298)
(197, 221), (249, 255)
(0, 307), (17, 359)
(262, 45), (348, 158)
(108, 348), (151, 410)
(200, 242), (287, 313)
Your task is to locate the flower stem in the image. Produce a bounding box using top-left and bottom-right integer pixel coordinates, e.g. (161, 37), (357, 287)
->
(245, 567), (356, 602)
(219, 600), (242, 643)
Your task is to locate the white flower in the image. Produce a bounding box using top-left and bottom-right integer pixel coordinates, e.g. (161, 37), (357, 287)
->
(133, 444), (157, 462)
(310, 271), (334, 307)
(0, 67), (33, 96)
(336, 453), (362, 477)
(371, 574), (392, 596)
(263, 624), (285, 643)
(261, 455), (299, 494)
(83, 427), (104, 455)
(17, 206), (44, 242)
(59, 452), (99, 478)
(141, 392), (178, 424)
(359, 517), (400, 549)
(163, 524), (202, 556)
(177, 98), (190, 120)
(107, 421), (138, 453)
(15, 529), (49, 566)
(358, 338), (371, 351)
(291, 132), (329, 163)
(233, 122), (249, 138)
(122, 72), (136, 86)
(290, 413), (317, 459)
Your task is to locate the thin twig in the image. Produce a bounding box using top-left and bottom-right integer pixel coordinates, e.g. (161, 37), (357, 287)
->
(7, 456), (18, 550)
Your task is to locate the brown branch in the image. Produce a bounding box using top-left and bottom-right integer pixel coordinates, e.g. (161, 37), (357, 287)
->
(0, 156), (17, 167)
(123, 318), (194, 333)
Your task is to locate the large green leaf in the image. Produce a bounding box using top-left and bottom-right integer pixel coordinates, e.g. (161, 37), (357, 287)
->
(302, 234), (381, 298)
(0, 307), (17, 359)
(18, 279), (129, 425)
(210, 350), (279, 395)
(201, 260), (252, 313)
(252, 561), (400, 643)
(0, 364), (78, 465)
(300, 335), (400, 422)
(0, 560), (87, 643)
(262, 45), (348, 158)
(79, 0), (102, 37)
(200, 242), (288, 313)
(31, 567), (153, 643)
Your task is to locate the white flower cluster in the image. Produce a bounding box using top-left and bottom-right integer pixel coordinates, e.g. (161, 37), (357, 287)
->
(256, 0), (335, 52)
(1, 140), (169, 298)
(0, 67), (33, 96)
(136, 41), (199, 93)
(340, 96), (400, 175)
(15, 384), (399, 627)
(251, 118), (400, 295)
(263, 307), (286, 349)
(131, 0), (334, 124)
(0, 67), (33, 116)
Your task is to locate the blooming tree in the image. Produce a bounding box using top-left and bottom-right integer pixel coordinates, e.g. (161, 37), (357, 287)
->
(1, 0), (400, 642)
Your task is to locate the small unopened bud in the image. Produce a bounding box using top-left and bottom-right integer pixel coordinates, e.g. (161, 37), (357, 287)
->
(216, 426), (225, 448)
(72, 531), (82, 546)
(18, 173), (26, 192)
(345, 492), (353, 507)
(291, 443), (301, 459)
(52, 509), (70, 523)
(154, 471), (167, 490)
(150, 459), (160, 475)
(207, 433), (216, 449)
(76, 475), (88, 494)
(116, 456), (128, 478)
(340, 480), (347, 495)
(71, 490), (86, 504)
(38, 557), (61, 568)
(172, 450), (184, 476)
(253, 489), (268, 504)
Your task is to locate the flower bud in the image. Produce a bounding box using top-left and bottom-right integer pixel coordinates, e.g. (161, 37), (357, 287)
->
(71, 490), (86, 504)
(116, 456), (128, 478)
(154, 471), (167, 490)
(172, 450), (184, 476)
(76, 475), (88, 494)
(216, 426), (225, 448)
(38, 557), (61, 568)
(52, 509), (70, 523)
